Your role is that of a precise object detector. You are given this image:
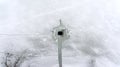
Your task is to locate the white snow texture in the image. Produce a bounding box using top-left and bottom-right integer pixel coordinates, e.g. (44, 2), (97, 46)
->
(0, 0), (120, 67)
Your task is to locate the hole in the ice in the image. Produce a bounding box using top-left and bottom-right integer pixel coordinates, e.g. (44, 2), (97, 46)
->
(58, 31), (63, 36)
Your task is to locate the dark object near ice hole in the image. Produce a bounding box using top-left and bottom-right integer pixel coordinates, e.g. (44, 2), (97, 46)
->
(58, 31), (63, 36)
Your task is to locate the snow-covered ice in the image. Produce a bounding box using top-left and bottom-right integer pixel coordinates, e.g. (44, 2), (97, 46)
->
(0, 0), (120, 67)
